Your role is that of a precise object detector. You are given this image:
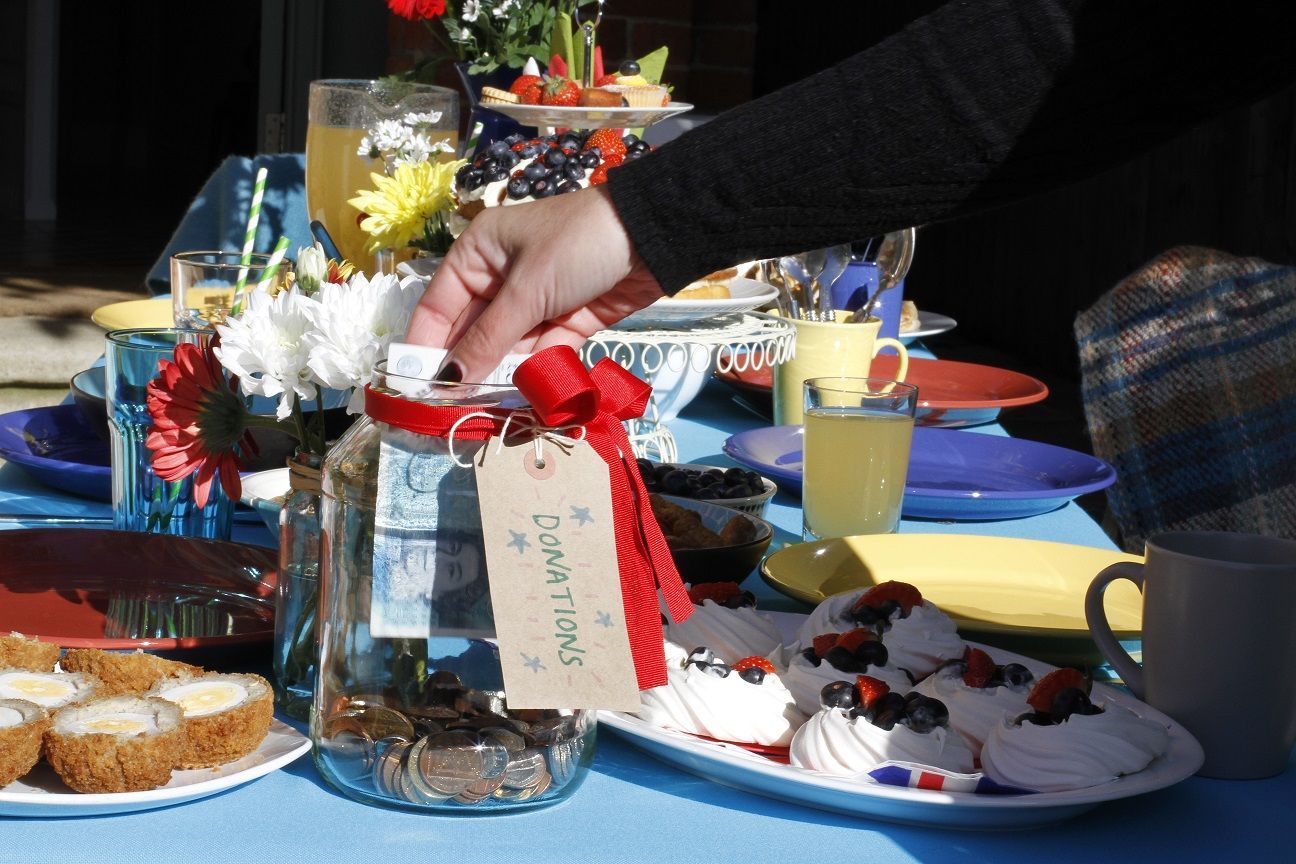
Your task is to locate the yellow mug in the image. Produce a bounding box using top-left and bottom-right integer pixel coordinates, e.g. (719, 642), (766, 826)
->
(773, 313), (910, 425)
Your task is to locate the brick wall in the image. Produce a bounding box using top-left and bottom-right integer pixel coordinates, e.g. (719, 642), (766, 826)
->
(385, 1), (760, 113)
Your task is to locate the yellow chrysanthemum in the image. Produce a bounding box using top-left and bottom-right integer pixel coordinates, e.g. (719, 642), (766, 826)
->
(348, 159), (466, 252)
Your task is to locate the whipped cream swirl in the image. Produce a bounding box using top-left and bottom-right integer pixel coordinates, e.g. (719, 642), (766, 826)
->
(665, 600), (782, 665)
(914, 667), (1032, 755)
(795, 595), (963, 679)
(636, 642), (806, 746)
(980, 702), (1170, 792)
(790, 707), (975, 776)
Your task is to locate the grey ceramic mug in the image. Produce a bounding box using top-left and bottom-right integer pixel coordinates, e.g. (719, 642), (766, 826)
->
(1086, 531), (1296, 779)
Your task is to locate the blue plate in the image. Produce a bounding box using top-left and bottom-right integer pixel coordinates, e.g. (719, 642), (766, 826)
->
(0, 405), (111, 500)
(722, 425), (1116, 520)
(0, 405), (271, 522)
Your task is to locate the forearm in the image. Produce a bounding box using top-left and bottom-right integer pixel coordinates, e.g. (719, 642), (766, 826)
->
(609, 0), (1296, 293)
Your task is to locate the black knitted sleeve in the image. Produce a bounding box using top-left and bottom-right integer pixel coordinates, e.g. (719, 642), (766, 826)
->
(607, 0), (1296, 294)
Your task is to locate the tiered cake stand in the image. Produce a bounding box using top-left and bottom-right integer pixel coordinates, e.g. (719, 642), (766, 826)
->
(580, 313), (794, 460)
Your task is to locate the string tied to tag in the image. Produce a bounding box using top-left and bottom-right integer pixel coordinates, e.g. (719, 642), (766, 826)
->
(364, 345), (692, 690)
(444, 409), (586, 470)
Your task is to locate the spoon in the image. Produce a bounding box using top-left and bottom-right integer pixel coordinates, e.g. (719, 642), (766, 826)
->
(848, 227), (916, 323)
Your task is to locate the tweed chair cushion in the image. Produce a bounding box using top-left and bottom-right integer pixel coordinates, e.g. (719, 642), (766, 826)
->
(1075, 246), (1296, 551)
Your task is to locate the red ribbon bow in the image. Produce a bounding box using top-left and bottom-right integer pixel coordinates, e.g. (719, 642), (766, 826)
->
(364, 345), (692, 691)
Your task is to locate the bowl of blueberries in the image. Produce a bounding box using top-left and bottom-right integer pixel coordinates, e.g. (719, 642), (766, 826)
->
(636, 460), (777, 518)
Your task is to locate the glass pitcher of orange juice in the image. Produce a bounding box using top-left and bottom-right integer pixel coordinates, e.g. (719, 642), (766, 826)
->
(306, 80), (459, 270)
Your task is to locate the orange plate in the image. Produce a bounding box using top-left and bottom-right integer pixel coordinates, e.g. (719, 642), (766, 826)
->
(716, 355), (1048, 427)
(0, 529), (277, 651)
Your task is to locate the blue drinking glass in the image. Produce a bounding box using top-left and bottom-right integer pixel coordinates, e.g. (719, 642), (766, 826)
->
(104, 328), (234, 539)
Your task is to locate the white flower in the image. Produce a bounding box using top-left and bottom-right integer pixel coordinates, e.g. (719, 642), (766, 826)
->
(403, 110), (444, 128)
(461, 1), (480, 23)
(395, 133), (435, 167)
(294, 242), (328, 294)
(371, 119), (408, 152)
(304, 272), (425, 412)
(493, 0), (517, 18)
(456, 27), (472, 41)
(215, 288), (320, 420)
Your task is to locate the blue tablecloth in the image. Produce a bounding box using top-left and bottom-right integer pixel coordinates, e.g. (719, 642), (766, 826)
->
(0, 378), (1289, 862)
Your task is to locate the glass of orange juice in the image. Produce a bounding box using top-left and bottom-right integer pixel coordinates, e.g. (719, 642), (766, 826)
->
(306, 80), (459, 271)
(802, 377), (919, 540)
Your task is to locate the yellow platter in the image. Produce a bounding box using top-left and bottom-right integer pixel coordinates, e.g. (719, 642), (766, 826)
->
(90, 297), (172, 331)
(760, 534), (1143, 667)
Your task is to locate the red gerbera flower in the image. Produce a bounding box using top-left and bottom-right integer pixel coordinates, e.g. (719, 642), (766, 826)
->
(387, 0), (446, 21)
(146, 340), (258, 508)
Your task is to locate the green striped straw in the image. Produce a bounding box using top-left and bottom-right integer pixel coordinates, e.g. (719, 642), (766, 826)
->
(235, 166), (268, 294)
(254, 235), (292, 295)
(464, 119), (485, 158)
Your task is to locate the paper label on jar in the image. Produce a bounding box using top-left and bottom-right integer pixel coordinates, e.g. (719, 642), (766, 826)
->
(370, 425), (496, 639)
(475, 435), (640, 712)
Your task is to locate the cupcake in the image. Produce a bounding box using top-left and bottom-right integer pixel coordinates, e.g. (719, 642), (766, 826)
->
(0, 698), (50, 786)
(148, 672), (273, 768)
(664, 583), (782, 664)
(0, 668), (100, 710)
(795, 582), (964, 679)
(979, 669), (1170, 792)
(914, 647), (1034, 755)
(783, 629), (913, 716)
(636, 643), (806, 746)
(790, 675), (974, 776)
(44, 695), (186, 793)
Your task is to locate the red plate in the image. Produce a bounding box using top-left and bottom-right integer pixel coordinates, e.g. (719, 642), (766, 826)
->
(0, 529), (277, 650)
(716, 356), (1049, 427)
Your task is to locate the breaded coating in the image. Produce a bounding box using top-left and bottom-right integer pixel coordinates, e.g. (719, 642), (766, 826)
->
(59, 648), (201, 696)
(0, 699), (50, 786)
(150, 673), (273, 768)
(44, 696), (184, 793)
(0, 633), (61, 673)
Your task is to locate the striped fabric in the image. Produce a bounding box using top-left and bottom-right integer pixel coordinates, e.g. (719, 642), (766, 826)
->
(868, 762), (1032, 795)
(1075, 246), (1296, 552)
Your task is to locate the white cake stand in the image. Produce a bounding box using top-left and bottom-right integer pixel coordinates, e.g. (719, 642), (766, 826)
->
(580, 312), (794, 461)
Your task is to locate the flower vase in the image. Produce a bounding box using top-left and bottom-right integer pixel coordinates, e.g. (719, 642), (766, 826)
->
(274, 448), (324, 720)
(455, 62), (534, 157)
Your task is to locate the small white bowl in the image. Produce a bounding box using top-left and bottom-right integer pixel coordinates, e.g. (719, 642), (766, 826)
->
(239, 468), (289, 535)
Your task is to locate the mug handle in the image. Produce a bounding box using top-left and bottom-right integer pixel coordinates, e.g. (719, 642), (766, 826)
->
(1085, 562), (1146, 697)
(872, 338), (909, 382)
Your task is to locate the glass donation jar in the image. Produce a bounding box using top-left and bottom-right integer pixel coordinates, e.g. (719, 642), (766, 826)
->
(311, 364), (595, 812)
(274, 448), (324, 720)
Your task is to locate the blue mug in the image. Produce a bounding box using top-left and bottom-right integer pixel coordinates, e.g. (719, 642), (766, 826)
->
(830, 261), (906, 350)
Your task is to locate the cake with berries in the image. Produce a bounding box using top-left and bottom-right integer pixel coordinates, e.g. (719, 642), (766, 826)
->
(664, 583), (782, 664)
(453, 128), (652, 223)
(782, 628), (913, 716)
(794, 582), (965, 679)
(978, 669), (1170, 793)
(636, 643), (806, 746)
(913, 647), (1035, 756)
(789, 675), (974, 777)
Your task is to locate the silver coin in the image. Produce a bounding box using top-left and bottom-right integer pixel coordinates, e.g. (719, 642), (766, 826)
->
(374, 741), (411, 799)
(417, 731), (483, 797)
(501, 747), (547, 789)
(454, 772), (504, 804)
(469, 733), (511, 780)
(545, 739), (576, 788)
(319, 728), (376, 783)
(480, 726), (526, 756)
(326, 705), (416, 743)
(403, 737), (453, 805)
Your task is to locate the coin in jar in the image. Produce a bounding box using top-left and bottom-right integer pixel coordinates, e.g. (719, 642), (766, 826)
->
(416, 731), (484, 797)
(545, 737), (580, 788)
(403, 737), (453, 805)
(454, 772), (505, 804)
(374, 740), (412, 798)
(327, 704), (415, 743)
(501, 747), (547, 789)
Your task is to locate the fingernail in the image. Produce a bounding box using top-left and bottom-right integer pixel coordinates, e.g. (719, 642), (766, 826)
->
(436, 360), (463, 383)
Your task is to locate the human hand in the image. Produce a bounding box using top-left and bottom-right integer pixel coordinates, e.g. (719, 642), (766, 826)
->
(404, 184), (665, 382)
